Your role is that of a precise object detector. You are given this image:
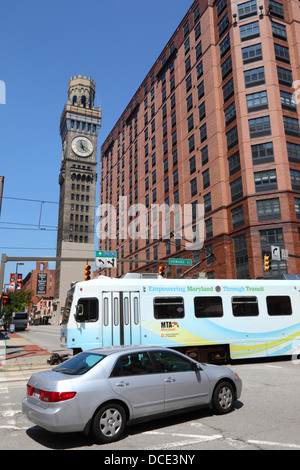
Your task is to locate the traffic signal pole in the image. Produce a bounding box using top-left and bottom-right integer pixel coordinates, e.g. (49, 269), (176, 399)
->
(0, 254), (96, 292)
(0, 254), (170, 291)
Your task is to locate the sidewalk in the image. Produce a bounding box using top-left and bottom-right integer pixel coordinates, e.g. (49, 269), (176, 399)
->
(0, 330), (52, 382)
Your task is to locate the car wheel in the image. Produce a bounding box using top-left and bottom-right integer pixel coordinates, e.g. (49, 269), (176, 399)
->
(212, 381), (235, 414)
(91, 403), (126, 443)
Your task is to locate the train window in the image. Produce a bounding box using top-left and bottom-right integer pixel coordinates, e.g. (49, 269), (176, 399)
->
(124, 297), (129, 325)
(194, 296), (223, 317)
(232, 296), (259, 317)
(103, 298), (109, 326)
(154, 297), (185, 319)
(75, 298), (98, 322)
(114, 297), (119, 326)
(266, 296), (292, 316)
(134, 297), (139, 325)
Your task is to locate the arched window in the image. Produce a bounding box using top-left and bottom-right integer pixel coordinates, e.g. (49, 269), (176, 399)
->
(81, 95), (87, 107)
(72, 95), (77, 105)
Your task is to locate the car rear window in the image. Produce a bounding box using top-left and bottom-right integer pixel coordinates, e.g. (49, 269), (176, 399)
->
(53, 352), (106, 375)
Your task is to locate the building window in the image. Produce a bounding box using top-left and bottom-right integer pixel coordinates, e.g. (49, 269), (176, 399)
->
(233, 234), (249, 279)
(242, 43), (262, 64)
(204, 192), (212, 213)
(190, 177), (197, 197)
(287, 142), (300, 164)
(224, 101), (236, 125)
(199, 101), (206, 121)
(294, 198), (300, 219)
(186, 74), (192, 92)
(205, 218), (213, 238)
(256, 197), (281, 221)
(202, 168), (210, 189)
(187, 114), (194, 132)
(280, 91), (296, 111)
(195, 22), (201, 40)
(201, 145), (209, 165)
(290, 169), (300, 190)
(244, 66), (265, 88)
(220, 34), (230, 58)
(240, 21), (260, 41)
(200, 123), (207, 142)
(189, 155), (196, 174)
(221, 55), (232, 80)
(251, 142), (274, 165)
(198, 81), (204, 100)
(216, 0), (227, 18)
(195, 41), (202, 61)
(254, 169), (277, 192)
(283, 116), (300, 137)
(249, 115), (271, 138)
(271, 21), (287, 41)
(274, 43), (290, 64)
(260, 227), (286, 275)
(231, 204), (245, 230)
(228, 151), (241, 176)
(218, 13), (229, 39)
(188, 134), (195, 153)
(230, 177), (243, 202)
(269, 0), (284, 19)
(226, 125), (238, 150)
(196, 61), (203, 79)
(223, 78), (234, 102)
(186, 94), (193, 112)
(277, 66), (293, 86)
(246, 90), (268, 112)
(238, 0), (257, 20)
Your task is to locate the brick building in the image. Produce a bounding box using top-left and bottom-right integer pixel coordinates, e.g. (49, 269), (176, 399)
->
(22, 262), (56, 322)
(99, 0), (300, 279)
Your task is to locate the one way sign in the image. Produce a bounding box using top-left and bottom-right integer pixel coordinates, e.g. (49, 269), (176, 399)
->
(271, 246), (281, 260)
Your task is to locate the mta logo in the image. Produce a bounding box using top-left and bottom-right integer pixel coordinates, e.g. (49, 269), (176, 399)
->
(0, 81), (6, 104)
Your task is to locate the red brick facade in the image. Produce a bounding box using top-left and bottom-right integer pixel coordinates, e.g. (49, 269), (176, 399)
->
(99, 0), (300, 279)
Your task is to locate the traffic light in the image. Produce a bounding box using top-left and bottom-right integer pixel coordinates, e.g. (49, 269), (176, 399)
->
(158, 264), (165, 277)
(2, 294), (10, 306)
(264, 254), (270, 272)
(84, 264), (91, 281)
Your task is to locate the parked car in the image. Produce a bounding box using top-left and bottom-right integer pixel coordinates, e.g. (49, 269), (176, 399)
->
(22, 346), (242, 443)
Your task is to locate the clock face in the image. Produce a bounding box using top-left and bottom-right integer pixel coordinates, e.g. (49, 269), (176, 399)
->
(72, 136), (93, 157)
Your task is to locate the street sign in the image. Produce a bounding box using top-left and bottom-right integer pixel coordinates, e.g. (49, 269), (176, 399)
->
(95, 251), (117, 269)
(168, 258), (192, 266)
(271, 246), (281, 260)
(281, 249), (288, 260)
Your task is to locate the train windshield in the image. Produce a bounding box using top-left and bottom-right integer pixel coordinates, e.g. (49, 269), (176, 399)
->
(61, 286), (75, 325)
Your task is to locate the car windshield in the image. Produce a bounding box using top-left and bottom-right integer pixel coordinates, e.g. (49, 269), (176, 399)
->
(53, 352), (106, 375)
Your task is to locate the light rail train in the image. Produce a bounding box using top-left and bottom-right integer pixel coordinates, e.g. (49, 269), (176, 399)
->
(60, 274), (300, 362)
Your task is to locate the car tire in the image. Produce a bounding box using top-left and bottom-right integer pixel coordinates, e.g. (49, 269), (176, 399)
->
(212, 381), (235, 414)
(91, 403), (126, 443)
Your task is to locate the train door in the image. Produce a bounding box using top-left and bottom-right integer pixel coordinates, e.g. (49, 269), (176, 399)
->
(102, 291), (141, 347)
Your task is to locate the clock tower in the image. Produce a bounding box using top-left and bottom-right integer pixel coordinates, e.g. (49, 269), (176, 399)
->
(53, 75), (101, 322)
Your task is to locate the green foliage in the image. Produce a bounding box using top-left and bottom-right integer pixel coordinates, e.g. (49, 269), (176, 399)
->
(1, 290), (33, 320)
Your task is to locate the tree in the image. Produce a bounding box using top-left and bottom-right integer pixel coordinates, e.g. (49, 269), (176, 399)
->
(1, 290), (33, 322)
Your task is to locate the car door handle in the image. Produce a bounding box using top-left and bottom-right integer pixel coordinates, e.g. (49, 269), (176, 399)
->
(115, 381), (129, 387)
(164, 377), (175, 383)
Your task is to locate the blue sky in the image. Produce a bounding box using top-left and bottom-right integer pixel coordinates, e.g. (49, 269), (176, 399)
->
(0, 0), (194, 287)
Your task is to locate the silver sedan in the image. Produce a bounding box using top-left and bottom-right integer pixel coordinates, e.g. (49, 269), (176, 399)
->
(22, 346), (242, 443)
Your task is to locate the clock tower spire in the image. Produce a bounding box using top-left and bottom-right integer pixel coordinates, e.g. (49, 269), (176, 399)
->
(53, 75), (101, 323)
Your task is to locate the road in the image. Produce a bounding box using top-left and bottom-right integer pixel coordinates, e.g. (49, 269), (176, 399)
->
(1, 325), (300, 451)
(19, 324), (67, 354)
